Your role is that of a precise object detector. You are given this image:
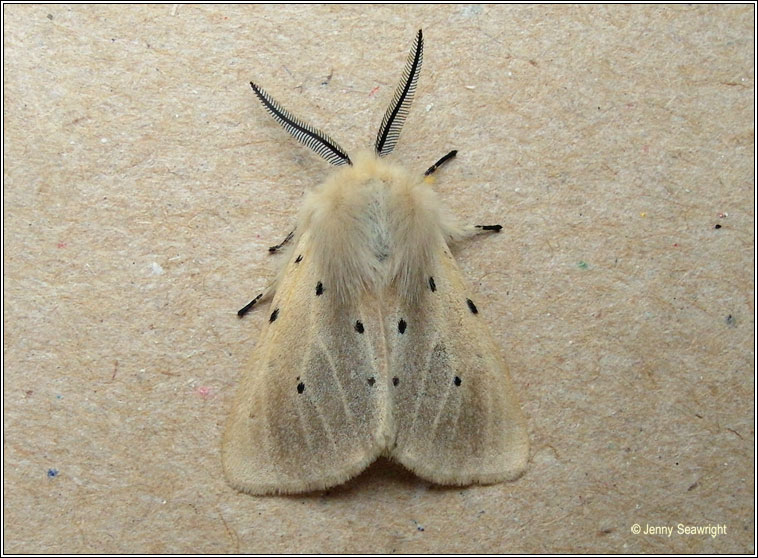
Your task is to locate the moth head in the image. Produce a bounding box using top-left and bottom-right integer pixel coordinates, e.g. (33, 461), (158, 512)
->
(248, 30), (424, 167)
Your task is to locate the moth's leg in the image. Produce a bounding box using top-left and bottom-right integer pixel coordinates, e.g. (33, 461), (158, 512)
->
(237, 283), (276, 318)
(268, 229), (294, 253)
(443, 222), (503, 245)
(239, 228), (293, 316)
(424, 149), (458, 176)
(426, 148), (501, 242)
(474, 224), (502, 233)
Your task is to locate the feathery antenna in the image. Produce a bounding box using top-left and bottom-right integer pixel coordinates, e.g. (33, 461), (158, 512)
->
(250, 82), (352, 166)
(375, 29), (424, 157)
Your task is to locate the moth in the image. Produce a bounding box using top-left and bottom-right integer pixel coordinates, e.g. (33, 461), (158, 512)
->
(223, 29), (528, 495)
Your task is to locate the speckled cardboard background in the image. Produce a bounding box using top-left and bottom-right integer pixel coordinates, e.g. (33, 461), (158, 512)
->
(3, 4), (754, 553)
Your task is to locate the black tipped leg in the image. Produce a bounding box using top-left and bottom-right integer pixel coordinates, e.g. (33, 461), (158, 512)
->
(424, 150), (458, 176)
(475, 224), (502, 232)
(268, 230), (294, 253)
(238, 293), (262, 317)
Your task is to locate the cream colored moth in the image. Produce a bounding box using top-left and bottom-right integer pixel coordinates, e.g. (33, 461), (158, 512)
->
(223, 29), (528, 495)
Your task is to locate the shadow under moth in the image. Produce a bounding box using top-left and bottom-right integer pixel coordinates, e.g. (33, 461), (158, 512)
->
(223, 29), (528, 495)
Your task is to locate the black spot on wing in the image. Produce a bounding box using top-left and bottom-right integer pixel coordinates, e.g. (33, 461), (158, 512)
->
(429, 276), (436, 292)
(295, 254), (303, 263)
(270, 308), (280, 322)
(315, 281), (324, 296)
(466, 299), (478, 314)
(454, 376), (462, 386)
(392, 377), (399, 386)
(355, 320), (364, 333)
(367, 377), (375, 386)
(398, 319), (407, 334)
(297, 381), (305, 394)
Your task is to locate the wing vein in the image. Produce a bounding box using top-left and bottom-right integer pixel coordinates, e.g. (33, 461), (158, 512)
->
(295, 348), (316, 453)
(299, 312), (340, 452)
(408, 334), (437, 437)
(317, 337), (357, 428)
(428, 348), (456, 440)
(304, 388), (340, 452)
